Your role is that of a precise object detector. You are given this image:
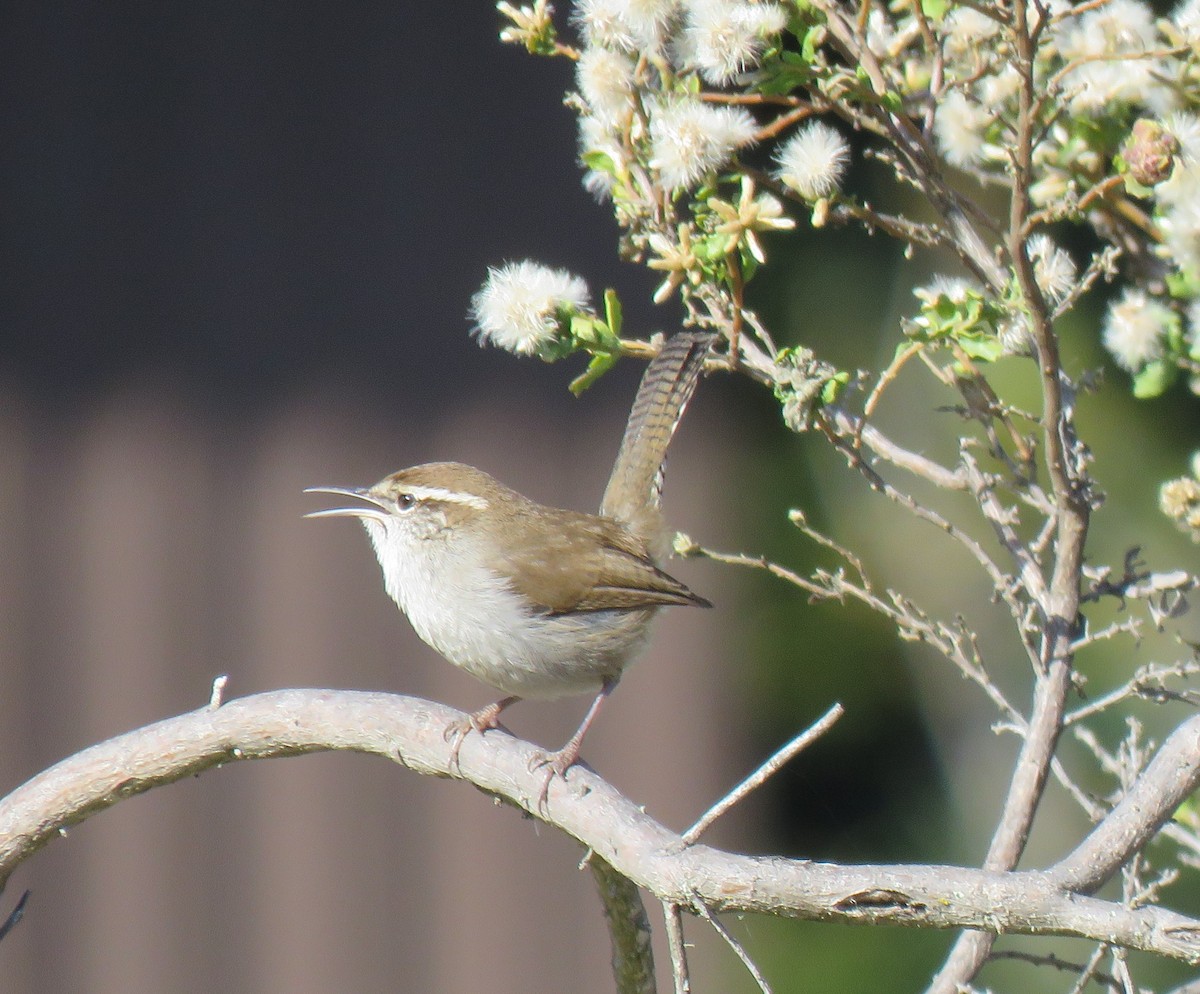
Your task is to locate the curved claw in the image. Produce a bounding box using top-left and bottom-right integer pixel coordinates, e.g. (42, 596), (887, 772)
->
(444, 695), (521, 772)
(529, 745), (584, 812)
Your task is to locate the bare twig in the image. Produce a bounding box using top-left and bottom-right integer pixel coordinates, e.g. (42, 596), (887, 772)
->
(663, 902), (691, 994)
(692, 898), (774, 994)
(988, 947), (1118, 991)
(208, 673), (229, 709)
(0, 890), (29, 944)
(1052, 713), (1200, 893)
(682, 704), (845, 844)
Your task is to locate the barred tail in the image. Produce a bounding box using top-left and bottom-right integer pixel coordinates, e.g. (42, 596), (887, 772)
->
(600, 332), (715, 549)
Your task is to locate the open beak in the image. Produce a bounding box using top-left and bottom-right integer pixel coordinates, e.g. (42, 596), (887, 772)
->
(303, 486), (391, 522)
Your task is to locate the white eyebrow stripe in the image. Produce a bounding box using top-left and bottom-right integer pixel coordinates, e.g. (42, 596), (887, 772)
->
(406, 485), (489, 511)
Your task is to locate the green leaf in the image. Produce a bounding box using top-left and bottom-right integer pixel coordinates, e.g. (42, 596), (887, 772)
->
(603, 288), (623, 339)
(569, 314), (603, 347)
(739, 243), (760, 282)
(581, 150), (617, 177)
(906, 284), (1005, 361)
(569, 351), (618, 395)
(801, 26), (823, 62)
(1132, 360), (1178, 399)
(1167, 311), (1185, 354)
(1121, 172), (1155, 199)
(820, 371), (851, 405)
(955, 333), (1006, 364)
(1167, 269), (1200, 300)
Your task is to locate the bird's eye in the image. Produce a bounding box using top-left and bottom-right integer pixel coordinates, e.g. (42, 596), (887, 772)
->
(396, 493), (417, 511)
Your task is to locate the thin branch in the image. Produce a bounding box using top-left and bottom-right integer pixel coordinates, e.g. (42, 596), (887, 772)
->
(693, 898), (774, 994)
(690, 541), (1022, 721)
(0, 890), (30, 945)
(988, 947), (1118, 992)
(1068, 945), (1117, 994)
(682, 704), (845, 844)
(663, 902), (691, 994)
(1051, 713), (1200, 893)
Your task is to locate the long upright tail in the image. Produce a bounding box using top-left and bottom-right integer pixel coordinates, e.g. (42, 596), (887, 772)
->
(600, 332), (716, 552)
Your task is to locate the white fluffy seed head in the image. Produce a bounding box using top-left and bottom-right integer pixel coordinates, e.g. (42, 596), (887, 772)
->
(934, 91), (992, 167)
(1176, 0), (1200, 43)
(470, 261), (592, 355)
(1026, 233), (1077, 306)
(576, 46), (638, 121)
(773, 121), (850, 200)
(1053, 0), (1161, 111)
(1102, 288), (1173, 371)
(574, 0), (678, 52)
(648, 98), (757, 189)
(678, 0), (789, 85)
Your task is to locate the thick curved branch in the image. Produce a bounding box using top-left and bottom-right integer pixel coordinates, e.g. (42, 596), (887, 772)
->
(2, 689), (1200, 964)
(1052, 712), (1200, 893)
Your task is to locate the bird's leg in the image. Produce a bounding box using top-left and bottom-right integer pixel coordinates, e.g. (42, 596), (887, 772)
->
(445, 695), (522, 771)
(531, 679), (617, 809)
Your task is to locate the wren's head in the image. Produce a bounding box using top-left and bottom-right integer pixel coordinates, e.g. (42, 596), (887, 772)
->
(304, 462), (522, 598)
(307, 462), (500, 537)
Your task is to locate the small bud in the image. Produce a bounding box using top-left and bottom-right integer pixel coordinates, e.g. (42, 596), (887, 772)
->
(1123, 118), (1181, 187)
(673, 531), (701, 557)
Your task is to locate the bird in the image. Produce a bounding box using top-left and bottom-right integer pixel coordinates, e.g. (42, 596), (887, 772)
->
(305, 332), (715, 796)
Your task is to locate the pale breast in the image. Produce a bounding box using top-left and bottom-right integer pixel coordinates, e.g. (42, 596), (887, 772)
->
(365, 518), (655, 699)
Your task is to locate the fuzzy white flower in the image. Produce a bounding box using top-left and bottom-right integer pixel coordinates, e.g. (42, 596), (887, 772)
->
(1162, 111), (1200, 167)
(864, 8), (897, 58)
(1174, 0), (1200, 45)
(942, 6), (1001, 63)
(574, 0), (677, 52)
(977, 65), (1022, 109)
(678, 0), (788, 85)
(918, 274), (978, 303)
(934, 90), (991, 167)
(648, 98), (757, 189)
(1152, 114), (1200, 269)
(576, 47), (637, 122)
(1160, 198), (1200, 273)
(1102, 288), (1174, 371)
(1054, 0), (1162, 111)
(1026, 233), (1077, 306)
(773, 121), (850, 200)
(577, 113), (625, 201)
(998, 316), (1035, 356)
(470, 261), (592, 355)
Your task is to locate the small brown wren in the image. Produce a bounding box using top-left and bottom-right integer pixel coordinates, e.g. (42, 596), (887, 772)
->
(305, 333), (713, 788)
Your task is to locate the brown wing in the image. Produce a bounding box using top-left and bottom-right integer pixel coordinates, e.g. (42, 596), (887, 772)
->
(486, 505), (710, 614)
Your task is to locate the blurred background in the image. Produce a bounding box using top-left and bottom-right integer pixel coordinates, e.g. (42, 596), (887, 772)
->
(3, 3), (1200, 992)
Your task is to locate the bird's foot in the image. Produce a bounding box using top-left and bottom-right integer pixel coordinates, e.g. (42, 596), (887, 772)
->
(444, 695), (520, 772)
(529, 742), (584, 812)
